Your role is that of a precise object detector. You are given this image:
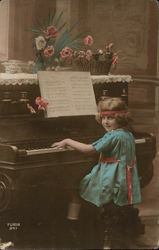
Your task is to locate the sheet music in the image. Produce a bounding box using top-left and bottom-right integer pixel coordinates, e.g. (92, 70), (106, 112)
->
(38, 71), (97, 117)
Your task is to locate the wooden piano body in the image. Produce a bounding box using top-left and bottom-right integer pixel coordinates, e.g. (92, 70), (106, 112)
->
(0, 74), (156, 248)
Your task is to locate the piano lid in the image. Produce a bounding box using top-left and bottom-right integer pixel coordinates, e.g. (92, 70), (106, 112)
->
(0, 73), (132, 85)
(0, 73), (38, 85)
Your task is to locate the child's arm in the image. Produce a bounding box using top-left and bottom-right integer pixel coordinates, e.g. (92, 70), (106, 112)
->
(51, 138), (96, 154)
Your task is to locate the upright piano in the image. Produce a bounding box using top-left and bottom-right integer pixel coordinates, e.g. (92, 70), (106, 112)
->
(0, 73), (156, 248)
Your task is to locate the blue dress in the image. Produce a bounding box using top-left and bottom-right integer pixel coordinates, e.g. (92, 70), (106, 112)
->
(79, 129), (142, 207)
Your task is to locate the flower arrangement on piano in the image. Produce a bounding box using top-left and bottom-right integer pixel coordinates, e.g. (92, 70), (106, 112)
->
(30, 9), (87, 73)
(30, 10), (118, 75)
(73, 37), (118, 75)
(27, 97), (48, 114)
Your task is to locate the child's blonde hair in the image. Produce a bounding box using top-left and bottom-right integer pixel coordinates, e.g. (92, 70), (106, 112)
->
(96, 97), (132, 129)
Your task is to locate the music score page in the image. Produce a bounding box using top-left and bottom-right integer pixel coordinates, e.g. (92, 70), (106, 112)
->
(38, 71), (97, 117)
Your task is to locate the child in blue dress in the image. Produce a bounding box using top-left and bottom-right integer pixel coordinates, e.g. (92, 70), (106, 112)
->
(52, 97), (142, 248)
(52, 97), (141, 208)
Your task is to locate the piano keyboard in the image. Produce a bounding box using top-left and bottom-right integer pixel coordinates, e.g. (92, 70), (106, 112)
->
(26, 146), (74, 156)
(25, 139), (146, 156)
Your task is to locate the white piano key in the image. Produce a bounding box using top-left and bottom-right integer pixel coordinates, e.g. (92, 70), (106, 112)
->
(135, 138), (146, 144)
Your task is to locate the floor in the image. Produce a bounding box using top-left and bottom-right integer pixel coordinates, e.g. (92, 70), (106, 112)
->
(104, 216), (159, 249)
(133, 216), (159, 249)
(130, 153), (159, 250)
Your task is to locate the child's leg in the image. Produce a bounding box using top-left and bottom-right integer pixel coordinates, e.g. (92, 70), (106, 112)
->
(64, 191), (82, 247)
(67, 191), (81, 220)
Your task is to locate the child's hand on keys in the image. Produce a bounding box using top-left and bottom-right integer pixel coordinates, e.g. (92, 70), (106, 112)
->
(0, 241), (14, 250)
(51, 139), (67, 149)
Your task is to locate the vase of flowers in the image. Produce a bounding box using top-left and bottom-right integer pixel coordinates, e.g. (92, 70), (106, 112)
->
(30, 9), (87, 73)
(30, 10), (118, 75)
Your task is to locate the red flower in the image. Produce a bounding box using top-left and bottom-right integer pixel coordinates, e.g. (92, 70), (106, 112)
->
(35, 97), (43, 106)
(112, 53), (118, 65)
(35, 97), (48, 110)
(27, 103), (36, 114)
(105, 43), (114, 52)
(27, 98), (48, 114)
(43, 25), (58, 39)
(44, 45), (54, 58)
(108, 43), (113, 50)
(38, 105), (45, 111)
(84, 35), (93, 46)
(60, 47), (73, 58)
(41, 101), (48, 108)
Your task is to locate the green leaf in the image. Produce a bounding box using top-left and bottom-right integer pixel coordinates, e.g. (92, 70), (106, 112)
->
(32, 63), (42, 73)
(50, 9), (56, 24)
(68, 43), (83, 49)
(43, 16), (47, 27)
(36, 19), (44, 30)
(47, 8), (51, 26)
(47, 38), (56, 46)
(69, 31), (87, 44)
(55, 11), (64, 27)
(47, 56), (54, 65)
(54, 26), (86, 56)
(30, 28), (43, 35)
(67, 21), (79, 33)
(54, 30), (70, 55)
(58, 22), (67, 33)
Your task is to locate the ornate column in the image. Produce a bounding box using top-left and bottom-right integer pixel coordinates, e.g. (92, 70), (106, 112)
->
(0, 0), (10, 60)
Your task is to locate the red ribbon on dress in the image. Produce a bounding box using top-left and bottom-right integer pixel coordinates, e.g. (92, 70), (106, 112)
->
(126, 156), (136, 205)
(99, 155), (136, 205)
(99, 157), (120, 163)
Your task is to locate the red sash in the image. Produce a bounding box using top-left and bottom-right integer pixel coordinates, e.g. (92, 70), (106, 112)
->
(99, 155), (136, 205)
(126, 156), (136, 204)
(99, 157), (120, 163)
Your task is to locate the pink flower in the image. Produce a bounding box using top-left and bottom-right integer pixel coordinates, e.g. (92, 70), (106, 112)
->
(27, 98), (48, 114)
(35, 97), (48, 110)
(112, 53), (118, 65)
(108, 43), (114, 50)
(44, 45), (54, 57)
(106, 43), (114, 51)
(86, 50), (93, 61)
(41, 101), (48, 108)
(35, 97), (43, 106)
(43, 25), (58, 39)
(60, 47), (73, 58)
(84, 35), (93, 46)
(27, 103), (36, 114)
(38, 105), (46, 111)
